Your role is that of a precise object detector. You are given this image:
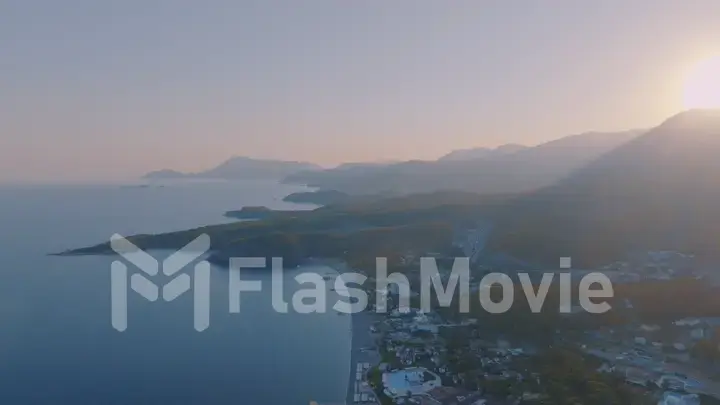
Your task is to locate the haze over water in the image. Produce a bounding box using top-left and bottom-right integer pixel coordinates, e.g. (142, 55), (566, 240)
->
(0, 180), (351, 405)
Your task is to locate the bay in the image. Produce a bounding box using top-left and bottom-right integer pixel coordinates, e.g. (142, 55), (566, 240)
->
(0, 180), (351, 405)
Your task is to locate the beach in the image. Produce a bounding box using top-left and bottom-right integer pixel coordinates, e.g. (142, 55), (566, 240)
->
(346, 308), (381, 404)
(307, 257), (383, 404)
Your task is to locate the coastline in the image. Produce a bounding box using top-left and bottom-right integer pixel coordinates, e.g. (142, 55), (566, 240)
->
(338, 259), (382, 405)
(307, 258), (381, 404)
(346, 308), (381, 405)
(304, 257), (380, 404)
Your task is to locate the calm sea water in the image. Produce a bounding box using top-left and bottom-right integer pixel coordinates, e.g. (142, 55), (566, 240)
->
(0, 180), (351, 405)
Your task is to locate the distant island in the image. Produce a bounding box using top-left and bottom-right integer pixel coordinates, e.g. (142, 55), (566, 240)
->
(144, 156), (322, 180)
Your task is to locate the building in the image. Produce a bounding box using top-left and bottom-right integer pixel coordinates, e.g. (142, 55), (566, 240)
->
(690, 328), (706, 340)
(656, 375), (688, 391)
(625, 367), (654, 386)
(597, 363), (615, 373)
(674, 318), (702, 327)
(641, 324), (662, 332)
(658, 391), (700, 405)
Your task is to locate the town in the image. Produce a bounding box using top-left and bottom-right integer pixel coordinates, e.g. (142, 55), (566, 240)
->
(340, 247), (720, 405)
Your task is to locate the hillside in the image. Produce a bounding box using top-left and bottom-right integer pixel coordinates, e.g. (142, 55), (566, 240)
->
(488, 109), (720, 266)
(56, 191), (503, 270)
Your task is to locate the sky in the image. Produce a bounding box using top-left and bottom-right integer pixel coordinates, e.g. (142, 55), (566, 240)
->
(2, 1), (720, 183)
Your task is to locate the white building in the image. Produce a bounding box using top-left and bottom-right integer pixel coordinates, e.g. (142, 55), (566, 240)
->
(690, 328), (706, 340)
(674, 318), (702, 327)
(658, 391), (700, 405)
(673, 343), (687, 351)
(656, 375), (688, 391)
(641, 324), (661, 332)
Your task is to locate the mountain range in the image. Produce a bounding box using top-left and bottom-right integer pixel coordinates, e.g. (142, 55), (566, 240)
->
(438, 143), (529, 162)
(78, 109), (720, 268)
(284, 129), (645, 196)
(144, 156), (321, 180)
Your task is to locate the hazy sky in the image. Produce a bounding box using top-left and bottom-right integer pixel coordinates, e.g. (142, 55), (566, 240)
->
(2, 1), (719, 182)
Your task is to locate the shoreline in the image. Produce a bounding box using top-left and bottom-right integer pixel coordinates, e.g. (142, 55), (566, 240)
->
(338, 258), (382, 405)
(346, 308), (381, 405)
(302, 257), (377, 404)
(307, 258), (381, 404)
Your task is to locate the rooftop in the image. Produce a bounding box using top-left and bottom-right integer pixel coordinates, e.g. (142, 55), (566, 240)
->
(658, 391), (700, 405)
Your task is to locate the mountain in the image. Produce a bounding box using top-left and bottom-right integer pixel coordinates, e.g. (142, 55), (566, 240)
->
(143, 169), (186, 179)
(438, 143), (528, 162)
(285, 130), (643, 195)
(488, 109), (720, 266)
(283, 161), (393, 187)
(143, 156), (322, 180)
(334, 161), (398, 170)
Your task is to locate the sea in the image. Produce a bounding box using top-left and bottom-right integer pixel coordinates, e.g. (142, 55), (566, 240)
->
(0, 180), (352, 405)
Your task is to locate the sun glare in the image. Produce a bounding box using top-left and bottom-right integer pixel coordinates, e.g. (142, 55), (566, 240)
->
(683, 56), (720, 109)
